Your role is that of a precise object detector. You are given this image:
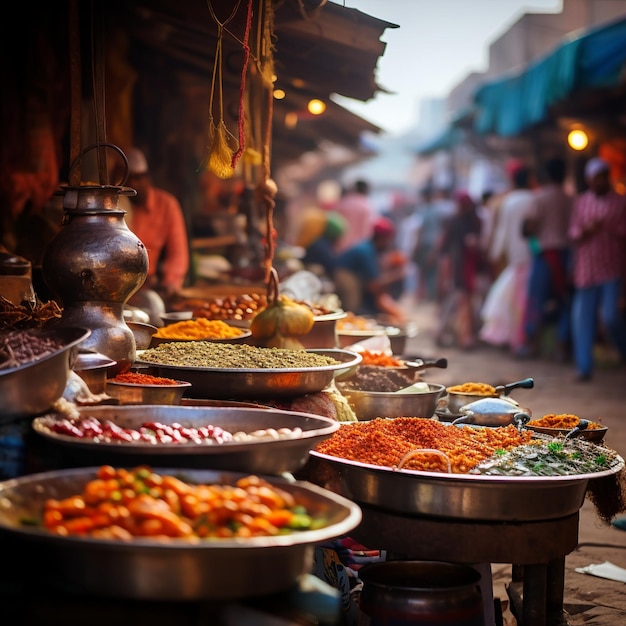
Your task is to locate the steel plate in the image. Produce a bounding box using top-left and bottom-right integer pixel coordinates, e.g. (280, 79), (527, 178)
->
(0, 467), (361, 600)
(307, 448), (625, 522)
(32, 405), (340, 474)
(135, 348), (362, 399)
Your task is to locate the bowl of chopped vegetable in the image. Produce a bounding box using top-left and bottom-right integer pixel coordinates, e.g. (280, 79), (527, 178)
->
(106, 371), (192, 404)
(0, 465), (361, 600)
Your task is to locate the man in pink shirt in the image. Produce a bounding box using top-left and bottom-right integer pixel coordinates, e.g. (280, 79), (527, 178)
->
(333, 179), (376, 254)
(568, 157), (626, 381)
(124, 148), (190, 299)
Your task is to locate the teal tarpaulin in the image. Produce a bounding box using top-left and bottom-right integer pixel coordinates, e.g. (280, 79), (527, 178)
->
(474, 17), (626, 137)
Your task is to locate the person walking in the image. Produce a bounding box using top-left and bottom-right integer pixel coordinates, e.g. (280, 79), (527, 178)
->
(568, 157), (626, 382)
(435, 191), (483, 349)
(521, 156), (573, 359)
(479, 163), (536, 355)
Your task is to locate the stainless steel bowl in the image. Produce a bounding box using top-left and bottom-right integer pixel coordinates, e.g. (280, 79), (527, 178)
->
(0, 466), (362, 600)
(73, 351), (118, 394)
(32, 404), (340, 474)
(105, 379), (192, 405)
(126, 321), (158, 350)
(135, 348), (362, 399)
(339, 383), (446, 420)
(0, 326), (91, 422)
(308, 448), (624, 521)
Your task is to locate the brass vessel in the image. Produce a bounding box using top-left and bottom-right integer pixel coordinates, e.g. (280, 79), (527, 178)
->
(42, 185), (148, 374)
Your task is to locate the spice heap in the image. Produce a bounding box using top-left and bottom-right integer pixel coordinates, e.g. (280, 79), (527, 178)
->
(447, 382), (496, 395)
(153, 318), (244, 341)
(358, 351), (403, 367)
(314, 417), (531, 474)
(338, 365), (416, 392)
(527, 414), (604, 430)
(109, 372), (179, 386)
(139, 341), (340, 369)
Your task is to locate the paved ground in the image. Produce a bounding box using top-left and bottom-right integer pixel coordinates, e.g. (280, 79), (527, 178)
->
(400, 300), (626, 626)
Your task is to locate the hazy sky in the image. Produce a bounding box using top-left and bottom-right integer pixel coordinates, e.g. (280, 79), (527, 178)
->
(331, 0), (563, 134)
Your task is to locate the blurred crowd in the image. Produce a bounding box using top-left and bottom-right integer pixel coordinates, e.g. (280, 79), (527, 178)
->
(286, 156), (626, 383)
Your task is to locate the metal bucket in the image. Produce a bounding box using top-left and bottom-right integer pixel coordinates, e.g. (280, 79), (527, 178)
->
(358, 560), (484, 626)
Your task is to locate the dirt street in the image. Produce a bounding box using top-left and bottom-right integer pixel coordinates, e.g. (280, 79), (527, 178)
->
(402, 301), (626, 626)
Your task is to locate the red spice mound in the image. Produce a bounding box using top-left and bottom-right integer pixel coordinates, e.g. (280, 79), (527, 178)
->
(109, 372), (179, 385)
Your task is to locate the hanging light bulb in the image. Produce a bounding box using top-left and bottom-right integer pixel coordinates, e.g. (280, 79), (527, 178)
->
(307, 99), (326, 115)
(567, 128), (588, 151)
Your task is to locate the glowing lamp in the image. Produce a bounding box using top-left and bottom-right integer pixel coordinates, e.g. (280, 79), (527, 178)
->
(273, 89), (286, 100)
(567, 129), (588, 151)
(307, 99), (326, 115)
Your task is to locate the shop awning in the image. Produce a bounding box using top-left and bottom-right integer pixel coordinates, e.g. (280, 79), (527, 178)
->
(473, 16), (626, 137)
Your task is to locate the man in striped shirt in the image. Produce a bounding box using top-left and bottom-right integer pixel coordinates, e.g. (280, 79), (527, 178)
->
(568, 157), (626, 381)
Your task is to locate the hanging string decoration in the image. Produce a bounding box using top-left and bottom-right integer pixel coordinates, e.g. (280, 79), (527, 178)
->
(230, 0), (254, 170)
(205, 0), (241, 179)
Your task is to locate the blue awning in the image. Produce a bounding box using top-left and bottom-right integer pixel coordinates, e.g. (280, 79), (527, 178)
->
(473, 17), (626, 137)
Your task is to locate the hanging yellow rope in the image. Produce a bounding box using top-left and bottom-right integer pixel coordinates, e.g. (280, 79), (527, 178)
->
(205, 0), (241, 179)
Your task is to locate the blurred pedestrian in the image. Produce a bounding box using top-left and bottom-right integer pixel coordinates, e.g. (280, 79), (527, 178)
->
(568, 157), (626, 382)
(411, 186), (446, 303)
(333, 216), (406, 325)
(479, 163), (536, 354)
(435, 191), (483, 349)
(333, 179), (376, 254)
(521, 156), (573, 360)
(295, 207), (347, 281)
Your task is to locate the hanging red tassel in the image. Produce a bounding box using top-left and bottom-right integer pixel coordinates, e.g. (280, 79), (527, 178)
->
(231, 0), (254, 170)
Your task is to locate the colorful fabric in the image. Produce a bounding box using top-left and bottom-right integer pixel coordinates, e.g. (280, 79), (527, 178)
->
(568, 189), (626, 288)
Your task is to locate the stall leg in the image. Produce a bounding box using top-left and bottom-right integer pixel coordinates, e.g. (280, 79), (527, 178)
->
(547, 558), (569, 626)
(523, 563), (547, 626)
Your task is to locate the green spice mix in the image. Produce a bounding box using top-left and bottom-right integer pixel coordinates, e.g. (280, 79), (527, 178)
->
(138, 341), (340, 369)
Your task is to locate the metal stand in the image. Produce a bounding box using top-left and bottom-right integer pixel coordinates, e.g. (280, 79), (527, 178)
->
(351, 504), (579, 626)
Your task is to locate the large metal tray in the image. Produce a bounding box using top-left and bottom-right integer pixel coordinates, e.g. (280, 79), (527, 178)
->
(32, 405), (340, 474)
(0, 466), (361, 600)
(135, 348), (362, 399)
(0, 326), (91, 422)
(307, 448), (625, 522)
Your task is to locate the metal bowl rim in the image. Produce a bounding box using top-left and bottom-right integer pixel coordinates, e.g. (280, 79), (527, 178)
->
(309, 448), (625, 483)
(0, 466), (362, 549)
(32, 405), (341, 452)
(340, 382), (446, 397)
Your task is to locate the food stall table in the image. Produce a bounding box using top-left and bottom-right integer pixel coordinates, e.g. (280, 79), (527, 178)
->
(351, 503), (579, 626)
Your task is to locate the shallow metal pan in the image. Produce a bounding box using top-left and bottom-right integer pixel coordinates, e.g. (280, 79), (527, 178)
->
(0, 466), (361, 600)
(32, 405), (340, 474)
(307, 448), (624, 522)
(135, 348), (362, 399)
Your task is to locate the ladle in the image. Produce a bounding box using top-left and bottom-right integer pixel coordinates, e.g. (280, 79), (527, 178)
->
(403, 357), (448, 370)
(494, 377), (534, 396)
